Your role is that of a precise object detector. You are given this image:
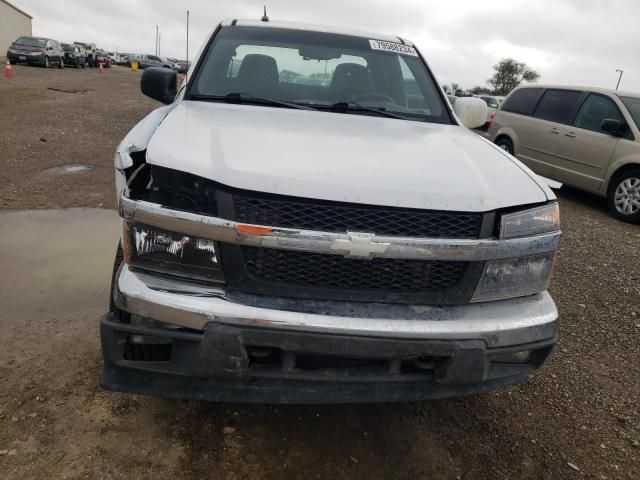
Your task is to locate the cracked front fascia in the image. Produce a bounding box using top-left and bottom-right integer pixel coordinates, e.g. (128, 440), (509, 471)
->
(114, 104), (177, 195)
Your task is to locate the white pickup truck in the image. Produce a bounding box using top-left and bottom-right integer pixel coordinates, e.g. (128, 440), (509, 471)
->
(102, 19), (561, 403)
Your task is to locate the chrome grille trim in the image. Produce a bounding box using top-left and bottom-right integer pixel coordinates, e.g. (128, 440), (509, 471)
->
(119, 195), (561, 262)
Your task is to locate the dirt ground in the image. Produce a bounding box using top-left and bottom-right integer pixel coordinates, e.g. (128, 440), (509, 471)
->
(0, 65), (638, 480)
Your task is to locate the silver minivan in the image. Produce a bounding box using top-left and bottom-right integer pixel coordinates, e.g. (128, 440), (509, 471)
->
(488, 85), (640, 223)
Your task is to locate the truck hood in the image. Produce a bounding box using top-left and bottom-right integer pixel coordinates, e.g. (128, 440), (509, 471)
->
(145, 101), (549, 212)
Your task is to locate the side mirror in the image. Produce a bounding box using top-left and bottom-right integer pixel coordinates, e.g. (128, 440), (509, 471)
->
(454, 97), (488, 129)
(601, 118), (625, 137)
(141, 67), (177, 104)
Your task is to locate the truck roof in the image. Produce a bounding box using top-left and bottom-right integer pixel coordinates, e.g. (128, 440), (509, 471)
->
(220, 18), (412, 46)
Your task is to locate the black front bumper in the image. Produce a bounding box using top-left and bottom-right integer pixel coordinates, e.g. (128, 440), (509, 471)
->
(7, 52), (45, 65)
(100, 312), (556, 404)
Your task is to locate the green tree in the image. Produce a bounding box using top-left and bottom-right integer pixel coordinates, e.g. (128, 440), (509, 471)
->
(488, 58), (540, 95)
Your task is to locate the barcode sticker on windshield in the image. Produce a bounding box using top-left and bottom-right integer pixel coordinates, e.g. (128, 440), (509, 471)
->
(369, 39), (418, 56)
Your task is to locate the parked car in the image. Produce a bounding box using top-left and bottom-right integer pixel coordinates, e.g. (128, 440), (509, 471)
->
(7, 36), (64, 68)
(135, 54), (178, 70)
(102, 19), (561, 404)
(175, 61), (191, 73)
(61, 43), (86, 68)
(74, 41), (96, 67)
(162, 58), (180, 71)
(488, 85), (640, 222)
(479, 95), (500, 122)
(95, 51), (112, 67)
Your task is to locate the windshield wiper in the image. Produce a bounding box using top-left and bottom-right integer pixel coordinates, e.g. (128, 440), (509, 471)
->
(327, 101), (410, 120)
(190, 92), (315, 111)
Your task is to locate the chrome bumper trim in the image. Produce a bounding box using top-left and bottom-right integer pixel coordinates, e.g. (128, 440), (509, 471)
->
(119, 195), (561, 261)
(114, 265), (558, 347)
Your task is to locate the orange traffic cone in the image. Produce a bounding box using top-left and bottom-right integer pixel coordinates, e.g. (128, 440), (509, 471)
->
(5, 60), (14, 79)
(99, 63), (103, 73)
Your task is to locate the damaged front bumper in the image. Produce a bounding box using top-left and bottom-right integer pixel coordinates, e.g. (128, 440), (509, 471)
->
(100, 264), (558, 403)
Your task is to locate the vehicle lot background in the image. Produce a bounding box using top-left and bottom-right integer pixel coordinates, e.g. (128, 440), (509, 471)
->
(0, 65), (638, 479)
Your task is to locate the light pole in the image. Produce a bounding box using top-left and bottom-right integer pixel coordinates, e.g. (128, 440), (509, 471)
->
(155, 25), (159, 55)
(616, 69), (624, 90)
(186, 10), (190, 63)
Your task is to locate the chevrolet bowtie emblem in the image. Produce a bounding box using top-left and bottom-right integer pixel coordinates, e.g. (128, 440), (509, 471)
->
(329, 233), (391, 259)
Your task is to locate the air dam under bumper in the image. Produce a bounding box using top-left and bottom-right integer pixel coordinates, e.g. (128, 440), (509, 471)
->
(100, 265), (559, 403)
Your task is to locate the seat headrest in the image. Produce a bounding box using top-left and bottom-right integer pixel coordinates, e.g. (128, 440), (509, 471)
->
(236, 54), (279, 96)
(329, 63), (371, 101)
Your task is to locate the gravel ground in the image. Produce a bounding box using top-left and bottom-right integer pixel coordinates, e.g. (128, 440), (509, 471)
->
(0, 64), (638, 480)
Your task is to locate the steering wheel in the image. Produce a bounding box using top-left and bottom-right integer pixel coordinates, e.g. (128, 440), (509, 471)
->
(353, 93), (396, 104)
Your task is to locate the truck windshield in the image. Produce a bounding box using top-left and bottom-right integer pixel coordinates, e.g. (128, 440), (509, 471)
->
(189, 26), (451, 124)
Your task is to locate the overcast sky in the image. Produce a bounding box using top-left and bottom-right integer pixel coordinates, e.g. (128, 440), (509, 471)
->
(15, 0), (640, 91)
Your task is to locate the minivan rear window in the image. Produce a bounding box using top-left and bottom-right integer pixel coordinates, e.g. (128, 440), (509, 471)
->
(502, 88), (544, 115)
(533, 89), (582, 124)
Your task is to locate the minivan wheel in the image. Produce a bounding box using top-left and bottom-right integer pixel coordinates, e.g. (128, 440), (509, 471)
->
(495, 137), (514, 155)
(608, 169), (640, 223)
(44, 56), (50, 68)
(59, 58), (64, 69)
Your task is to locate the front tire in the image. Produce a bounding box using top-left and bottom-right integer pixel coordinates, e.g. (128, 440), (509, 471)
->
(44, 56), (50, 68)
(495, 137), (514, 155)
(608, 168), (640, 224)
(58, 57), (64, 69)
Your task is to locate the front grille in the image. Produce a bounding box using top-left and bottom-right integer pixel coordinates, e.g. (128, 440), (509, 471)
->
(233, 195), (482, 238)
(242, 247), (467, 293)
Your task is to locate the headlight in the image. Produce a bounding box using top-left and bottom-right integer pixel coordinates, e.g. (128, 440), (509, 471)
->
(8, 48), (18, 54)
(123, 222), (224, 283)
(472, 253), (555, 302)
(500, 203), (560, 239)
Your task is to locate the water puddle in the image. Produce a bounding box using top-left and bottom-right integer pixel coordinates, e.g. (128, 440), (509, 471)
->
(0, 209), (120, 318)
(44, 164), (92, 175)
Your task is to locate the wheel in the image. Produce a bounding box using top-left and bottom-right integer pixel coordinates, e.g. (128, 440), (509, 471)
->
(608, 168), (640, 223)
(58, 57), (64, 69)
(44, 56), (50, 68)
(495, 137), (514, 155)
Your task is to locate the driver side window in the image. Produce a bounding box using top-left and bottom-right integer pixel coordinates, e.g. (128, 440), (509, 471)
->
(574, 94), (624, 134)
